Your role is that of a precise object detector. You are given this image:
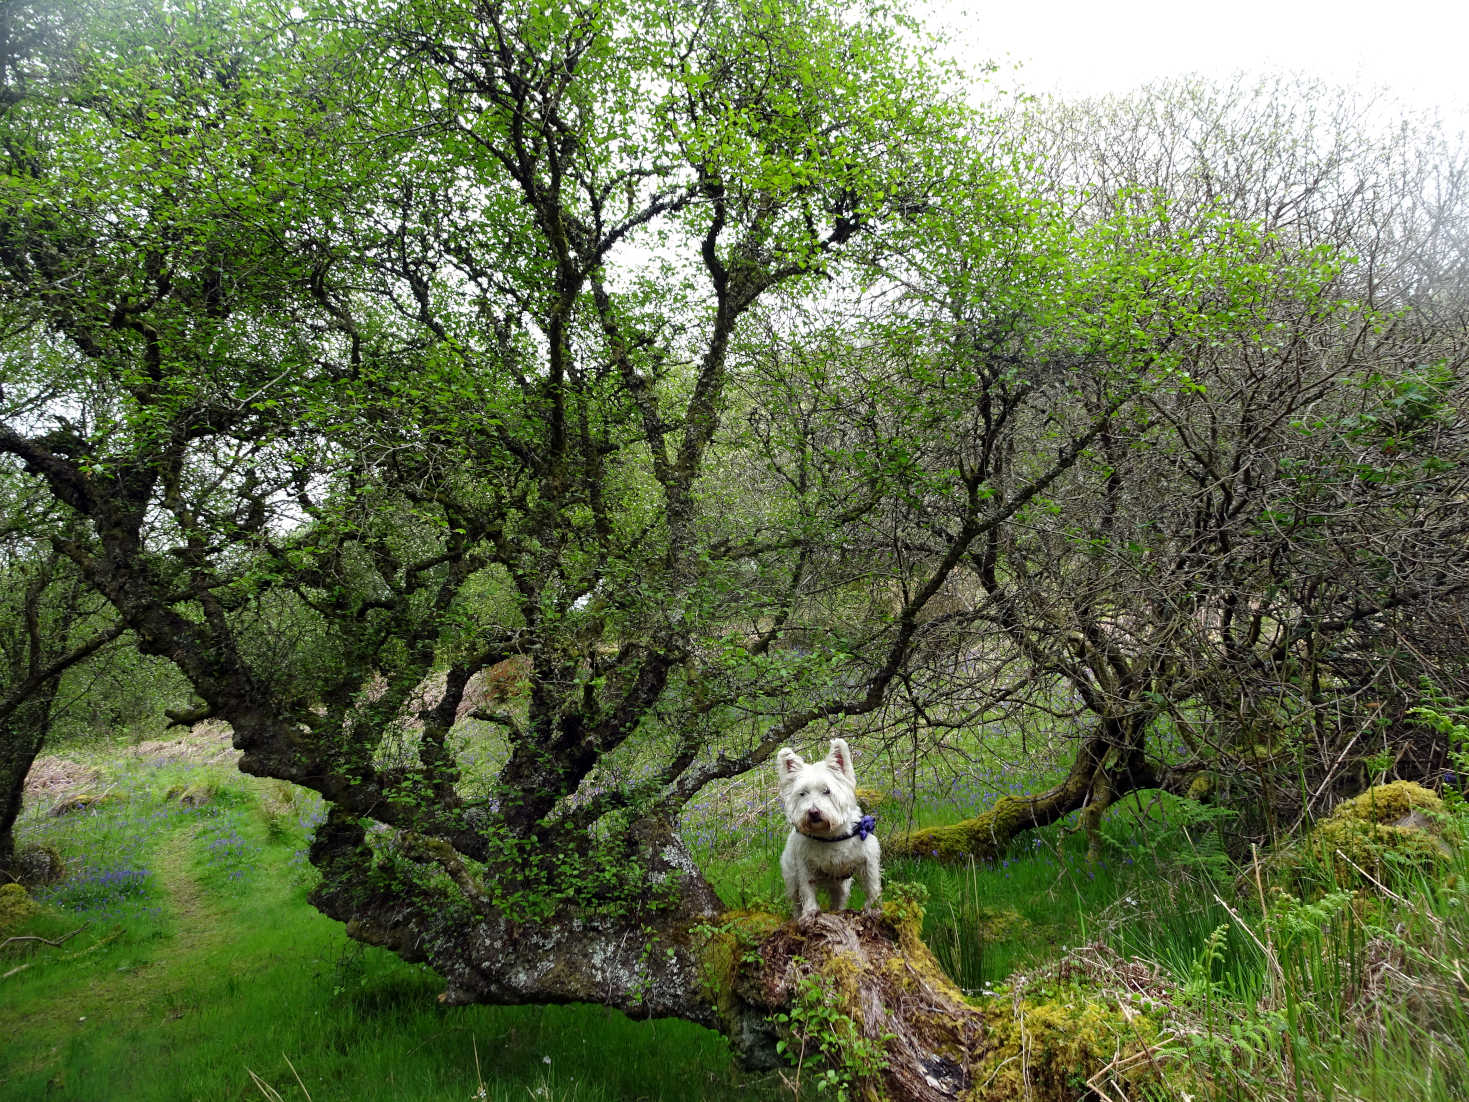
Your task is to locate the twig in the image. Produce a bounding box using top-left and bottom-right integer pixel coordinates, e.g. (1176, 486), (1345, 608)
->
(1111, 994), (1174, 1092)
(1251, 845), (1279, 997)
(0, 922), (89, 951)
(1332, 850), (1413, 909)
(1303, 724), (1367, 817)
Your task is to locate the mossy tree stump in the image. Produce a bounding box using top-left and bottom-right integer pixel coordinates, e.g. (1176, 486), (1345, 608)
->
(712, 900), (1160, 1102)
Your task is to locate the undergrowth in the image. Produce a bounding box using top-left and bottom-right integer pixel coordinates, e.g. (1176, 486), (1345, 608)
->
(5, 722), (1468, 1101)
(1, 754), (773, 1102)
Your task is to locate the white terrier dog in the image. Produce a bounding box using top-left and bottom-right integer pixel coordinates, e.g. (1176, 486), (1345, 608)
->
(776, 737), (881, 920)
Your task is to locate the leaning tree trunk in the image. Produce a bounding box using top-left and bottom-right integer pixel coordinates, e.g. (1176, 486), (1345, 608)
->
(0, 695), (57, 877)
(885, 722), (1203, 865)
(306, 807), (1161, 1102)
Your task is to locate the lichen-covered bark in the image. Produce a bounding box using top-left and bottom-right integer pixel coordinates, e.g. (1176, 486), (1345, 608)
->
(306, 809), (729, 1023)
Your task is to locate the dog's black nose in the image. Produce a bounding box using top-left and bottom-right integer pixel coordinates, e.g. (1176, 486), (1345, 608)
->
(806, 809), (825, 825)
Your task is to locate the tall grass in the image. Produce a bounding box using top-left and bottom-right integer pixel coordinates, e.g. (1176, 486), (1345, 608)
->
(1160, 838), (1469, 1102)
(7, 736), (1469, 1101)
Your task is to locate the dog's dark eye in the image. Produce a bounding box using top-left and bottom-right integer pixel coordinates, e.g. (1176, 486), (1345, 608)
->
(822, 787), (830, 795)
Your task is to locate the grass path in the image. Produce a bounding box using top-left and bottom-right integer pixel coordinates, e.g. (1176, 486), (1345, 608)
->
(0, 822), (245, 1091)
(154, 825), (230, 957)
(2, 791), (778, 1102)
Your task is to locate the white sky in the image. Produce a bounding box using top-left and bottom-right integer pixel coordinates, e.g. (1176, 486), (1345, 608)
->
(925, 0), (1469, 125)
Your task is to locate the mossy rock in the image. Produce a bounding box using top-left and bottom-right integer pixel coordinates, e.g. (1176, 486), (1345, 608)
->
(0, 882), (39, 935)
(165, 782), (219, 807)
(14, 844), (65, 887)
(971, 985), (1160, 1102)
(1278, 782), (1455, 895)
(1333, 781), (1443, 826)
(854, 787), (896, 814)
(49, 791), (118, 817)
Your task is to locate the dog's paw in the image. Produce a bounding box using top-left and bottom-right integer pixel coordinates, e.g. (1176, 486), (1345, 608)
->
(862, 901), (882, 914)
(797, 907), (821, 926)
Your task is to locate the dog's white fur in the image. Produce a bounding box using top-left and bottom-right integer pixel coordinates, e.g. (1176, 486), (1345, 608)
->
(776, 738), (881, 920)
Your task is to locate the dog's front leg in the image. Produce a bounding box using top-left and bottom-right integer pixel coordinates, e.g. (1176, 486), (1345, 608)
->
(829, 876), (852, 911)
(782, 848), (821, 920)
(860, 846), (882, 913)
(795, 877), (822, 921)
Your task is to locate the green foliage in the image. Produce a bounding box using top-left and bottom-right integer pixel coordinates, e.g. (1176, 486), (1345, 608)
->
(2, 0), (1467, 1085)
(771, 960), (891, 1101)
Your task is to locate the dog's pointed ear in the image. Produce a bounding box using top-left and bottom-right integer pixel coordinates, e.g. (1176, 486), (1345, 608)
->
(825, 738), (857, 785)
(776, 747), (804, 787)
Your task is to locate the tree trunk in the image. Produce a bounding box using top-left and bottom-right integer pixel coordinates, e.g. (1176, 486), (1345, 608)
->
(0, 696), (53, 878)
(885, 726), (1202, 864)
(728, 908), (984, 1099)
(303, 807), (1159, 1101)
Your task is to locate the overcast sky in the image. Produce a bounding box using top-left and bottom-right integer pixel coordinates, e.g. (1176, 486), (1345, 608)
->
(924, 0), (1469, 124)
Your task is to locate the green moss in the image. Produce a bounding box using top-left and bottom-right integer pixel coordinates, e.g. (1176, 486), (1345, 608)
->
(1276, 782), (1456, 895)
(885, 796), (1031, 863)
(1310, 818), (1450, 880)
(1186, 772), (1215, 802)
(1332, 780), (1442, 825)
(877, 881), (928, 951)
(0, 882), (39, 934)
(855, 787), (895, 814)
(970, 987), (1159, 1102)
(696, 909), (784, 1021)
(822, 951), (864, 1016)
(973, 906), (1031, 944)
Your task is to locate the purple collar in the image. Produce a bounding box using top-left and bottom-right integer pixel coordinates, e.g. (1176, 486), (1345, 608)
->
(805, 814), (877, 843)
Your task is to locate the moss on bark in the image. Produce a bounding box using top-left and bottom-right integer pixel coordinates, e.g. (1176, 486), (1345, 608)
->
(885, 796), (1041, 863)
(884, 734), (1123, 864)
(704, 895), (1164, 1101)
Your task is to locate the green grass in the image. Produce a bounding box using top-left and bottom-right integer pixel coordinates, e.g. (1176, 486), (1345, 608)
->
(8, 738), (1469, 1102)
(1, 758), (781, 1102)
